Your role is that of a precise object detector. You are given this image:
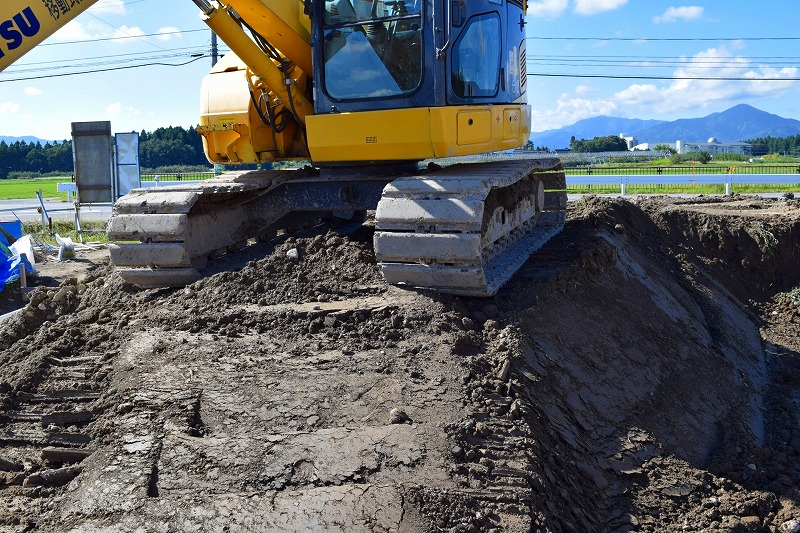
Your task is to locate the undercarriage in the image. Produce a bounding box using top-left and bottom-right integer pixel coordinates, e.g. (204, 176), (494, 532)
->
(108, 158), (567, 296)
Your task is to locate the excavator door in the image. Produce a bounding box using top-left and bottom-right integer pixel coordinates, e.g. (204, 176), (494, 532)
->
(446, 1), (527, 105)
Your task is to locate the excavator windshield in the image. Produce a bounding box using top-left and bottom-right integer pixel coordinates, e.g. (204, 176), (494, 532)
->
(322, 0), (422, 100)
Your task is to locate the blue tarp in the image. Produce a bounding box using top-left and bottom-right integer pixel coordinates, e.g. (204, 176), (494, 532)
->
(0, 255), (26, 292)
(0, 231), (33, 292)
(0, 221), (22, 240)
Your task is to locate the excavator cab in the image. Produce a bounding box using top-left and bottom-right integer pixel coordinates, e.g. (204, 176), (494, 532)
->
(314, 0), (526, 110)
(305, 0), (532, 163)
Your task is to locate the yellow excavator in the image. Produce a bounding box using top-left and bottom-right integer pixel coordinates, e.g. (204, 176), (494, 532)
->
(1, 0), (565, 296)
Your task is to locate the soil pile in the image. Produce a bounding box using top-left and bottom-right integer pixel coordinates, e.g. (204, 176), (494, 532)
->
(0, 195), (799, 532)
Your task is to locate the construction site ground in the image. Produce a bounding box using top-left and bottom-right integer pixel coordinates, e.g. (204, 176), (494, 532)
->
(1, 194), (800, 532)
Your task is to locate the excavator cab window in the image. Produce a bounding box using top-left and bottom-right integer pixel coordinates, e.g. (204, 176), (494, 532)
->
(451, 12), (501, 98)
(322, 0), (422, 100)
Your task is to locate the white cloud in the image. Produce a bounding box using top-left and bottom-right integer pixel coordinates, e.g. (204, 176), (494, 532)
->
(653, 6), (705, 24)
(529, 0), (569, 18)
(0, 102), (21, 114)
(573, 0), (629, 16)
(24, 87), (43, 96)
(529, 0), (629, 17)
(532, 46), (799, 130)
(113, 25), (145, 41)
(106, 102), (123, 117)
(52, 21), (150, 44)
(52, 20), (98, 41)
(532, 92), (619, 130)
(106, 102), (141, 120)
(155, 26), (182, 41)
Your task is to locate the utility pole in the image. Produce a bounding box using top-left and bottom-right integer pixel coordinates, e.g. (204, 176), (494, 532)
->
(211, 31), (219, 67)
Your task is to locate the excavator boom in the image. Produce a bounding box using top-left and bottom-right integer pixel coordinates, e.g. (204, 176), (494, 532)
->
(0, 1), (99, 73)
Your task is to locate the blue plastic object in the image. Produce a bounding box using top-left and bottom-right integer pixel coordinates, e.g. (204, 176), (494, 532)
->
(0, 221), (23, 240)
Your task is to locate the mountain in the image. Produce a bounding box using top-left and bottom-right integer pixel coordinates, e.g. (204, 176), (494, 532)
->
(531, 116), (666, 150)
(530, 104), (800, 150)
(633, 104), (800, 143)
(0, 135), (56, 145)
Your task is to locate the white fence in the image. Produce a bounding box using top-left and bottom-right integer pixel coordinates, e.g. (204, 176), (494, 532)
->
(568, 173), (800, 195)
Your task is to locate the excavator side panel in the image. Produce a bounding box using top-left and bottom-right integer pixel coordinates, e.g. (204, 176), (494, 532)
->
(306, 105), (531, 163)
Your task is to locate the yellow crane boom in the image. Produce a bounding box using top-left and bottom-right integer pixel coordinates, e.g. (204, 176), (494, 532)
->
(0, 1), (99, 73)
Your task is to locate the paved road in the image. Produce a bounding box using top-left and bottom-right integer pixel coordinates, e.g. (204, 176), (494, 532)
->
(0, 181), (195, 224)
(0, 199), (113, 223)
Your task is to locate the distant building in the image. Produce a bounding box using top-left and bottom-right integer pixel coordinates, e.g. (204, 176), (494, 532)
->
(619, 133), (637, 150)
(630, 138), (753, 155)
(631, 142), (658, 151)
(677, 138), (752, 155)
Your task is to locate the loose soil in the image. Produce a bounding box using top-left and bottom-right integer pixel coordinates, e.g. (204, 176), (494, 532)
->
(0, 195), (799, 532)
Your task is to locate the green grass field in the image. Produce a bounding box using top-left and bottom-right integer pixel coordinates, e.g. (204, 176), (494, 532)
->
(0, 177), (71, 201)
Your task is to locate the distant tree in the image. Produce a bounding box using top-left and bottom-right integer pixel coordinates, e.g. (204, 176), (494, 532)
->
(0, 141), (9, 178)
(45, 141), (75, 172)
(745, 134), (800, 157)
(140, 126), (207, 168)
(23, 143), (47, 173)
(570, 135), (628, 153)
(654, 143), (677, 155)
(0, 125), (210, 178)
(671, 151), (711, 164)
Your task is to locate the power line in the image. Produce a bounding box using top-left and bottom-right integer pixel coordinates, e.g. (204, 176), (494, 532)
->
(88, 12), (168, 51)
(527, 36), (800, 42)
(526, 61), (800, 71)
(7, 52), (208, 75)
(6, 45), (214, 69)
(91, 0), (150, 7)
(38, 28), (209, 46)
(531, 54), (800, 61)
(527, 57), (800, 67)
(0, 56), (208, 83)
(527, 72), (800, 81)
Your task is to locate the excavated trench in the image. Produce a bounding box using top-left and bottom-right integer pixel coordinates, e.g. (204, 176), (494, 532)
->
(0, 195), (799, 532)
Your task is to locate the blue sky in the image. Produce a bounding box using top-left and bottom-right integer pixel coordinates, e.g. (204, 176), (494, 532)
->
(526, 1), (800, 132)
(1, 0), (798, 141)
(1, 1), (213, 141)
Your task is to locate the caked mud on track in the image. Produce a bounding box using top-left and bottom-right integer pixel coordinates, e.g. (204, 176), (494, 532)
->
(0, 195), (799, 532)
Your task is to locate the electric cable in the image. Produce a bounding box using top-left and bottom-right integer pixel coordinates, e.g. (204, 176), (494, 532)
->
(0, 56), (208, 83)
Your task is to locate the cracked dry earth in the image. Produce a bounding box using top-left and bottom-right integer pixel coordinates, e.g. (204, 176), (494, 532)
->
(0, 195), (799, 532)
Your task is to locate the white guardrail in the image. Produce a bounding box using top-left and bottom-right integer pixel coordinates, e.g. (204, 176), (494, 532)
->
(568, 173), (800, 195)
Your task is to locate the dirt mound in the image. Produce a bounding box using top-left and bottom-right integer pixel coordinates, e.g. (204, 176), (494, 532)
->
(0, 196), (799, 532)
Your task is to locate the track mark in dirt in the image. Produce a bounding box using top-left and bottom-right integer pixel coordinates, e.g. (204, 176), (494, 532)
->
(0, 197), (799, 532)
